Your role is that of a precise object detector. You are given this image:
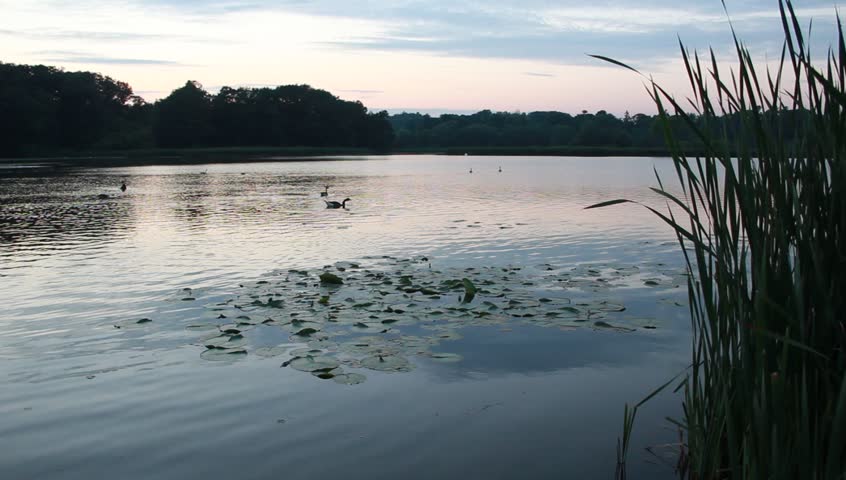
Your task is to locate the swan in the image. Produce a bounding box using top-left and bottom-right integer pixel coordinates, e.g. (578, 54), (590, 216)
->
(325, 198), (350, 209)
(320, 185), (329, 197)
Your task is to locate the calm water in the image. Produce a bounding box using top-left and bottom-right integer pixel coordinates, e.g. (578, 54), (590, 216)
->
(1, 156), (691, 479)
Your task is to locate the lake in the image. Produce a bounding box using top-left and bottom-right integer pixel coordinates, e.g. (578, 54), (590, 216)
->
(0, 155), (691, 479)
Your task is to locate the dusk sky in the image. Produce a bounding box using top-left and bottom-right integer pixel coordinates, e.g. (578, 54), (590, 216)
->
(0, 0), (840, 115)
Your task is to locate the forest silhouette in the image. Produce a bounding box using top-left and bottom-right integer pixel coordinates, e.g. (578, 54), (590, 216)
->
(0, 62), (802, 159)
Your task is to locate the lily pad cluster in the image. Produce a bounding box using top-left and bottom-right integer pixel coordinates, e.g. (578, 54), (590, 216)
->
(188, 256), (686, 383)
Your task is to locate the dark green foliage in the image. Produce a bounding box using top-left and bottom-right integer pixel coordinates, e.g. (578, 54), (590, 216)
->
(390, 109), (670, 150)
(0, 64), (394, 157)
(599, 2), (846, 478)
(0, 62), (141, 156)
(154, 81), (212, 148)
(319, 272), (344, 285)
(207, 84), (393, 149)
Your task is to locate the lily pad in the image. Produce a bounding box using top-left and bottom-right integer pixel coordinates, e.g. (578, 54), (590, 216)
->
(200, 348), (247, 361)
(461, 278), (477, 303)
(361, 354), (413, 372)
(203, 334), (247, 349)
(254, 346), (291, 358)
(427, 352), (463, 363)
(320, 272), (344, 285)
(285, 355), (341, 372)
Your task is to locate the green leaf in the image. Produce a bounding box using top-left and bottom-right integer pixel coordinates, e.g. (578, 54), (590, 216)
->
(462, 278), (477, 303)
(319, 272), (343, 285)
(584, 199), (633, 210)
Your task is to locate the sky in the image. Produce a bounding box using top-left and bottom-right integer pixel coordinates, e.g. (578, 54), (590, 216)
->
(0, 0), (841, 115)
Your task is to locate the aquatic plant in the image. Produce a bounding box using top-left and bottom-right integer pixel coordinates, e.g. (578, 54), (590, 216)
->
(592, 1), (846, 477)
(178, 256), (683, 382)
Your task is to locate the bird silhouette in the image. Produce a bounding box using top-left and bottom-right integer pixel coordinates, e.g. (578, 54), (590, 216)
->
(325, 198), (350, 209)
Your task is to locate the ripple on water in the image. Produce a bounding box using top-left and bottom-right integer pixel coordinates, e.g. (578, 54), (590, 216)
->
(0, 156), (688, 480)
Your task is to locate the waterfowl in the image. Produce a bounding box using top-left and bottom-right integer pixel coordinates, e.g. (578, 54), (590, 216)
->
(120, 181), (127, 192)
(325, 198), (350, 209)
(498, 166), (502, 173)
(97, 193), (110, 200)
(320, 185), (329, 197)
(469, 168), (473, 174)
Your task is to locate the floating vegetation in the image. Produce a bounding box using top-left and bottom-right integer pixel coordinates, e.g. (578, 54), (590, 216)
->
(113, 318), (153, 329)
(360, 354), (413, 372)
(188, 256), (681, 383)
(200, 348), (247, 361)
(319, 272), (344, 285)
(284, 355), (341, 372)
(427, 352), (463, 363)
(254, 345), (291, 358)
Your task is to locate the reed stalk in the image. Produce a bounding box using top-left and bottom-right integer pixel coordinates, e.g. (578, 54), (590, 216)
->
(591, 1), (846, 477)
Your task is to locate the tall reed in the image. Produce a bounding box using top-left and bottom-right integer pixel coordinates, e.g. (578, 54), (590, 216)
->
(591, 1), (846, 477)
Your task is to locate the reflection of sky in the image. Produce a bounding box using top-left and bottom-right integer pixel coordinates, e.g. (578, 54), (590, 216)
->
(0, 0), (839, 113)
(0, 156), (695, 479)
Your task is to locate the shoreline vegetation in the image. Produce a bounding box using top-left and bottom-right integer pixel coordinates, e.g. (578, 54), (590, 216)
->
(0, 145), (685, 168)
(3, 61), (738, 164)
(593, 2), (845, 478)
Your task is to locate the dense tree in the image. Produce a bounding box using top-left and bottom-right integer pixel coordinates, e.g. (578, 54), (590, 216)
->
(0, 61), (803, 158)
(0, 62), (136, 156)
(388, 109), (704, 151)
(0, 63), (394, 156)
(154, 81), (212, 148)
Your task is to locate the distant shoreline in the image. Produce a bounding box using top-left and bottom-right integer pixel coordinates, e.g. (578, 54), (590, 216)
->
(0, 145), (679, 168)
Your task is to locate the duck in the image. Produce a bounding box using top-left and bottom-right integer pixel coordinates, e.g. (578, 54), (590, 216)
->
(320, 185), (329, 197)
(120, 181), (127, 192)
(469, 168), (473, 174)
(325, 198), (350, 209)
(498, 166), (502, 173)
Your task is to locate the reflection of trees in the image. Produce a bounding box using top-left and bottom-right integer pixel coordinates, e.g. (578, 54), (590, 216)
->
(0, 175), (135, 252)
(162, 171), (377, 230)
(0, 169), (380, 258)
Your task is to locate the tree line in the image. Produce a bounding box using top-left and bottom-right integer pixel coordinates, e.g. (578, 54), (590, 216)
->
(0, 62), (806, 158)
(391, 110), (675, 151)
(0, 62), (394, 157)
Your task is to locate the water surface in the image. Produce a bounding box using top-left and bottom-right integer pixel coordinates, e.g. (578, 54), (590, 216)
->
(1, 155), (690, 479)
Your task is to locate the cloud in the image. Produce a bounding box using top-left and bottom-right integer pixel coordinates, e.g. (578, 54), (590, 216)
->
(38, 51), (188, 66)
(0, 27), (214, 45)
(0, 29), (161, 42)
(11, 0), (843, 69)
(338, 89), (385, 94)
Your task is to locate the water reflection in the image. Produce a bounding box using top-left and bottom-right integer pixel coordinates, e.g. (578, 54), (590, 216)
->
(0, 156), (690, 480)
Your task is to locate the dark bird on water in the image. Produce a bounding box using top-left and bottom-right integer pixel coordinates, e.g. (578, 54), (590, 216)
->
(325, 198), (351, 209)
(320, 185), (329, 197)
(120, 181), (127, 192)
(498, 166), (502, 173)
(97, 194), (110, 200)
(469, 168), (473, 174)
